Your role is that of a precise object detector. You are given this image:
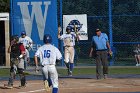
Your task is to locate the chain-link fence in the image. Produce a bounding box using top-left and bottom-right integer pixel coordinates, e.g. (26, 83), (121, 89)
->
(58, 0), (140, 66)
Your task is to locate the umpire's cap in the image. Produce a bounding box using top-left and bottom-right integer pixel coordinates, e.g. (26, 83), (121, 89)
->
(95, 29), (101, 32)
(21, 31), (26, 36)
(43, 34), (52, 44)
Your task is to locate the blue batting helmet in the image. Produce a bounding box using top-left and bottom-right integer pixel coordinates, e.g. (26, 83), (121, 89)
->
(43, 34), (52, 43)
(66, 26), (72, 31)
(21, 31), (26, 36)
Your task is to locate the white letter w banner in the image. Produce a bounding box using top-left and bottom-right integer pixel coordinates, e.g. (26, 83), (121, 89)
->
(11, 0), (58, 57)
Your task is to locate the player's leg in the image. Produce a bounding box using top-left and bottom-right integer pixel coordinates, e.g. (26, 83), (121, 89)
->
(101, 51), (108, 79)
(42, 71), (52, 87)
(135, 55), (139, 66)
(24, 49), (29, 70)
(137, 55), (140, 66)
(18, 68), (26, 87)
(49, 65), (59, 93)
(18, 58), (26, 87)
(69, 47), (75, 76)
(4, 59), (17, 88)
(42, 66), (50, 91)
(95, 51), (102, 79)
(64, 47), (70, 75)
(4, 66), (15, 88)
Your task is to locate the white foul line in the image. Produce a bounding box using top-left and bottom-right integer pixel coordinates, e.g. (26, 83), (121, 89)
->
(18, 89), (45, 93)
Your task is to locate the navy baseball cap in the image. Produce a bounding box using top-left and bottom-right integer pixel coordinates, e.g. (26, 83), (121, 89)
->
(21, 31), (26, 35)
(96, 29), (100, 32)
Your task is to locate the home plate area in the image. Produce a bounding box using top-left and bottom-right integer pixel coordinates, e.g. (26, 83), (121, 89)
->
(0, 78), (140, 93)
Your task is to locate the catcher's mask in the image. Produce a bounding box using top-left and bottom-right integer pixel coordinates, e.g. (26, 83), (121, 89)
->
(11, 35), (19, 42)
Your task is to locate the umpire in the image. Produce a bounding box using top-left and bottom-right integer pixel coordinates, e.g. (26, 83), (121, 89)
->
(89, 29), (112, 79)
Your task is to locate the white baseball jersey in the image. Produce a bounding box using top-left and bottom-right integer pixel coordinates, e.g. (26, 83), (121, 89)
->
(60, 33), (76, 47)
(35, 44), (62, 66)
(19, 36), (33, 48)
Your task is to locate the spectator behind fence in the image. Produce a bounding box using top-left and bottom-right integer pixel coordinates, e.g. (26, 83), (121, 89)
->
(133, 44), (140, 66)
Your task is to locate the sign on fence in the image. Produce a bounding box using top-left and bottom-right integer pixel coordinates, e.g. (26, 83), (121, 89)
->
(63, 14), (88, 40)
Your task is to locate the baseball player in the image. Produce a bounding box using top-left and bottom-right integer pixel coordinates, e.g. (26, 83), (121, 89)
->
(34, 34), (62, 93)
(58, 26), (79, 76)
(4, 35), (26, 89)
(19, 31), (33, 69)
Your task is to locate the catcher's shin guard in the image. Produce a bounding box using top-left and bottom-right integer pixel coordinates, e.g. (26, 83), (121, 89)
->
(21, 76), (26, 86)
(19, 69), (26, 86)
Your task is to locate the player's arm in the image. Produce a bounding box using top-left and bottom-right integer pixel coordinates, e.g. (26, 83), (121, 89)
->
(89, 40), (96, 58)
(58, 25), (62, 39)
(106, 41), (111, 51)
(34, 50), (40, 72)
(8, 40), (15, 53)
(34, 55), (39, 73)
(105, 34), (112, 54)
(56, 48), (62, 63)
(34, 56), (39, 67)
(89, 47), (93, 57)
(19, 44), (26, 58)
(27, 37), (33, 48)
(74, 25), (80, 41)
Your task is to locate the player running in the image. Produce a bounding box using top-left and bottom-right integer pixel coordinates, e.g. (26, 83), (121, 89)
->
(34, 34), (62, 93)
(58, 26), (79, 76)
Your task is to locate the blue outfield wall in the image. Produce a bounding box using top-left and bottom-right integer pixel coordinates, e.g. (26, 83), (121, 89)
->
(10, 0), (58, 58)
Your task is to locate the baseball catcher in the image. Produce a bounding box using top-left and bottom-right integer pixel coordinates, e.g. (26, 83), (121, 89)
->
(4, 35), (26, 89)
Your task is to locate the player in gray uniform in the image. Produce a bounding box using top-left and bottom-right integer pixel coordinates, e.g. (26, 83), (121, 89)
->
(34, 34), (62, 93)
(4, 35), (26, 89)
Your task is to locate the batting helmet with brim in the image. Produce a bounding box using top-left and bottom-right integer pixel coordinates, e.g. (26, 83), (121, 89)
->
(66, 26), (72, 32)
(43, 34), (52, 43)
(21, 31), (26, 35)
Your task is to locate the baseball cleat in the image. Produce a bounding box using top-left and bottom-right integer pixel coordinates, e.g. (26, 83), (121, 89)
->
(4, 84), (13, 89)
(68, 71), (72, 76)
(44, 80), (50, 91)
(104, 74), (108, 79)
(136, 64), (139, 66)
(19, 85), (26, 88)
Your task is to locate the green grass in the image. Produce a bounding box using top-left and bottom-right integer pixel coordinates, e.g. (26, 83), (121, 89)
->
(58, 67), (140, 76)
(0, 67), (140, 77)
(0, 68), (30, 77)
(0, 68), (10, 76)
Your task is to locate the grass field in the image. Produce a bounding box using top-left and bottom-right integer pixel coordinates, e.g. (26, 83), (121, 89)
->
(58, 67), (140, 76)
(0, 67), (140, 77)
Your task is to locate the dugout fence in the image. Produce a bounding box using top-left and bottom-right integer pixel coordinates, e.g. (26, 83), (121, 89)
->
(58, 0), (140, 66)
